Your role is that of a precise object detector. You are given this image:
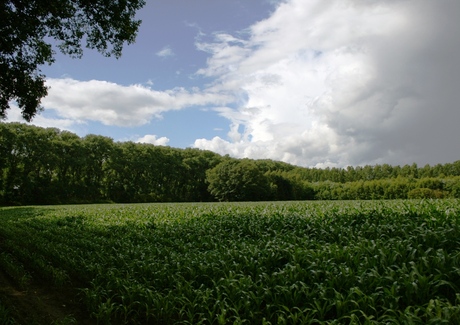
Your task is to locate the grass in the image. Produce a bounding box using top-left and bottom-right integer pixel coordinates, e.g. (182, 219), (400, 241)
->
(0, 301), (16, 325)
(1, 200), (460, 324)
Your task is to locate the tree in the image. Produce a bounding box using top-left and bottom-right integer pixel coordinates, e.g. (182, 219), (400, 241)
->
(52, 130), (86, 202)
(407, 188), (438, 199)
(206, 159), (271, 202)
(82, 134), (114, 201)
(180, 148), (223, 201)
(0, 0), (146, 120)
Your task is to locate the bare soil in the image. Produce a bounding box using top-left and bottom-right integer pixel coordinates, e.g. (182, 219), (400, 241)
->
(0, 269), (95, 324)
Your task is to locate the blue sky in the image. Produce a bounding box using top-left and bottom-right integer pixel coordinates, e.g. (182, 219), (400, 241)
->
(6, 0), (460, 167)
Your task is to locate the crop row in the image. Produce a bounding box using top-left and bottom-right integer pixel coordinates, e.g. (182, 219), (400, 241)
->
(1, 200), (460, 324)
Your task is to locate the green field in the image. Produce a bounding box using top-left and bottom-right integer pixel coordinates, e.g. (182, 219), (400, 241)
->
(1, 200), (460, 324)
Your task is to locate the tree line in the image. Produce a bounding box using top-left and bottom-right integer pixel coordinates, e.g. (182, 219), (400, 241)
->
(1, 122), (460, 205)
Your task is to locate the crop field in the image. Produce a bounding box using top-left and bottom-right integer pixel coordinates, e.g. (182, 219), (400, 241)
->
(1, 200), (460, 324)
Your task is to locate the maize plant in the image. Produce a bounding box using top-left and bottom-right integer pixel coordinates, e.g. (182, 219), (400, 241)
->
(0, 200), (460, 324)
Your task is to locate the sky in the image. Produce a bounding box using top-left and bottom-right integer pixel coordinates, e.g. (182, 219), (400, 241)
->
(5, 0), (460, 168)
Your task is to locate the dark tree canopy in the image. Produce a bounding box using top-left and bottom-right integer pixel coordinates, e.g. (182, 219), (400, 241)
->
(2, 122), (460, 205)
(206, 159), (272, 201)
(0, 0), (146, 121)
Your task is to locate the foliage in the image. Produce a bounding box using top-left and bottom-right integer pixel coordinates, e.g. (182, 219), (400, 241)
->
(0, 301), (16, 325)
(0, 0), (145, 121)
(408, 188), (445, 199)
(1, 200), (460, 323)
(2, 122), (460, 205)
(206, 159), (271, 201)
(0, 123), (223, 205)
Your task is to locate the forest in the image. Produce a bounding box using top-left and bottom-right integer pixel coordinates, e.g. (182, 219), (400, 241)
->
(1, 122), (460, 205)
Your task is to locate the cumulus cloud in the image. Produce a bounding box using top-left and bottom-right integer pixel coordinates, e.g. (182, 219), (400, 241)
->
(136, 134), (170, 146)
(5, 103), (82, 132)
(41, 78), (232, 127)
(194, 0), (460, 167)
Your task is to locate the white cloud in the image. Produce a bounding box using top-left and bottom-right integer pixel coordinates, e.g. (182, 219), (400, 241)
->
(40, 78), (232, 127)
(156, 46), (175, 58)
(5, 104), (83, 132)
(194, 0), (460, 167)
(136, 134), (170, 146)
(6, 0), (460, 168)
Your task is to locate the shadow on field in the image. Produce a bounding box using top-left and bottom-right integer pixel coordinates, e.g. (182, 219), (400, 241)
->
(0, 206), (51, 221)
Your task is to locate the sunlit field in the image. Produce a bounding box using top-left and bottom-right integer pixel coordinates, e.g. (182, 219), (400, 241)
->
(1, 200), (460, 324)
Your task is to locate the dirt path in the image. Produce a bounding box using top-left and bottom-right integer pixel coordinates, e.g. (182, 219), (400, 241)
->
(0, 269), (95, 324)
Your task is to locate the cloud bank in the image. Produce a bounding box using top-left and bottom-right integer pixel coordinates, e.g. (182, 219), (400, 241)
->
(6, 104), (79, 131)
(6, 78), (232, 140)
(194, 0), (460, 167)
(41, 78), (231, 127)
(6, 0), (460, 168)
